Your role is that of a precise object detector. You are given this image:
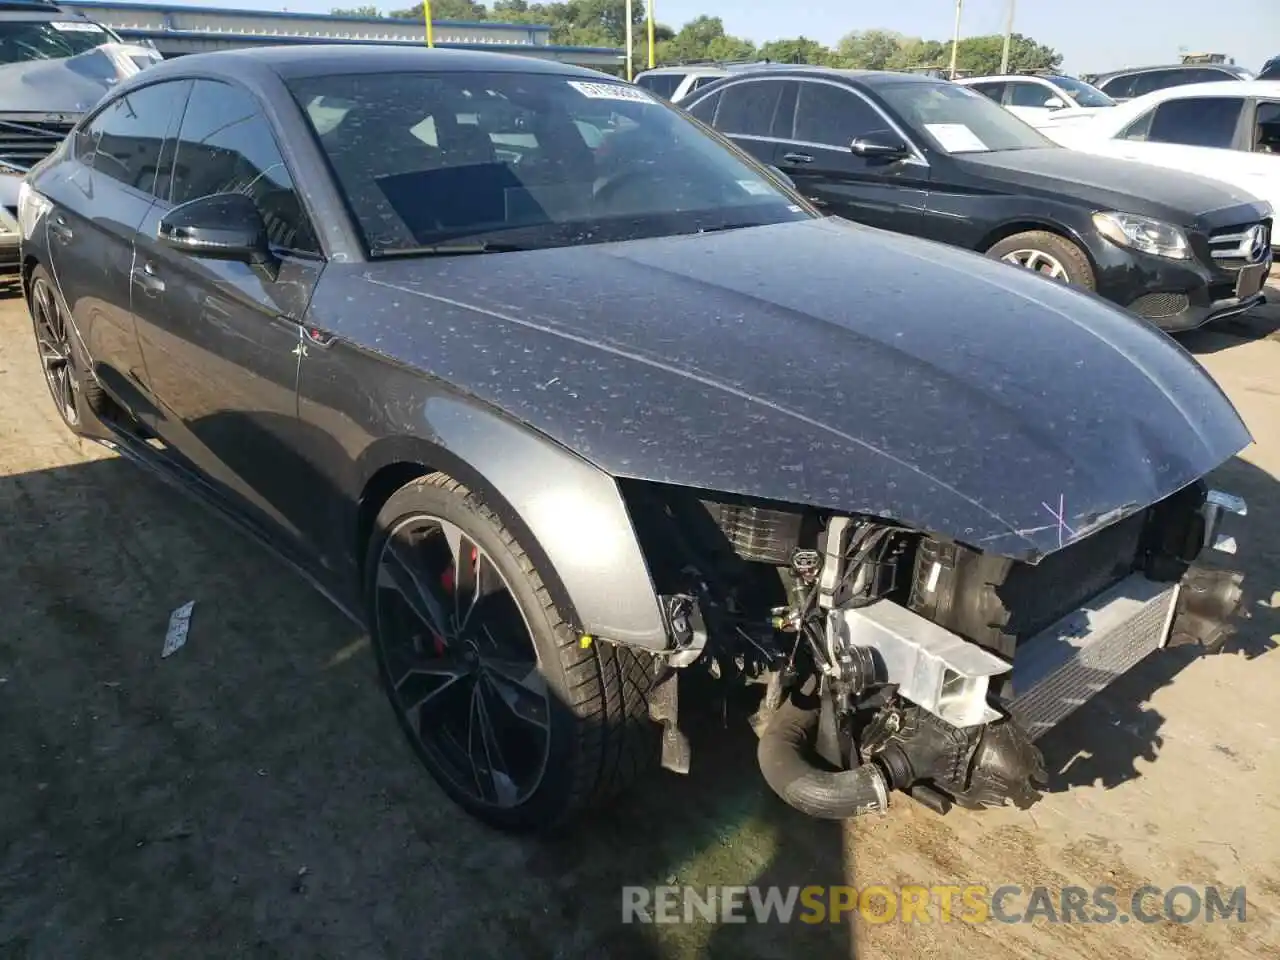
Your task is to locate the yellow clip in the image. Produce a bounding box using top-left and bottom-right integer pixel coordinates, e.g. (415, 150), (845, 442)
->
(579, 634), (594, 649)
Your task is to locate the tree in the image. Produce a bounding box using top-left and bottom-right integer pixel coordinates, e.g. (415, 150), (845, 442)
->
(757, 36), (836, 66)
(953, 33), (1061, 75)
(655, 15), (754, 64)
(836, 29), (903, 70)
(390, 0), (486, 20)
(332, 4), (381, 14)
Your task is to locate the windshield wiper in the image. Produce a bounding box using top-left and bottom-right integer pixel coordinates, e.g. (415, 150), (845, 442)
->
(370, 241), (530, 258)
(695, 222), (764, 234)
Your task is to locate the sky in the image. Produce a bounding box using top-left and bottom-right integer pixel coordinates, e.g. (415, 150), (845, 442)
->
(165, 0), (1279, 75)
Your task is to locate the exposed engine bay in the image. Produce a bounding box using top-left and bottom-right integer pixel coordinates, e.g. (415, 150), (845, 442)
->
(621, 479), (1247, 819)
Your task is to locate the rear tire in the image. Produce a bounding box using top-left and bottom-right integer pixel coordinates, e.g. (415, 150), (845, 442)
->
(27, 264), (108, 434)
(985, 231), (1096, 291)
(364, 472), (658, 832)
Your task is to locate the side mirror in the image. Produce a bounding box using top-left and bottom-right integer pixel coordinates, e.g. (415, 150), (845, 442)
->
(1044, 96), (1067, 111)
(768, 164), (796, 188)
(158, 193), (273, 266)
(850, 131), (910, 160)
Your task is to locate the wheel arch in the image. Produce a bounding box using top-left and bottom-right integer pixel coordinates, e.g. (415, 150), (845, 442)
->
(353, 406), (670, 653)
(975, 218), (1100, 279)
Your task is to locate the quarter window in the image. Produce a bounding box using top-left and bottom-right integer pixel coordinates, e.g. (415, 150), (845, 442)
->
(168, 79), (319, 255)
(793, 82), (886, 148)
(1254, 101), (1280, 154)
(969, 81), (1007, 102)
(76, 81), (188, 197)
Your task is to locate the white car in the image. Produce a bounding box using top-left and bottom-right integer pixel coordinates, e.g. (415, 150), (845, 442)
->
(634, 64), (729, 103)
(1048, 80), (1280, 249)
(956, 74), (1117, 131)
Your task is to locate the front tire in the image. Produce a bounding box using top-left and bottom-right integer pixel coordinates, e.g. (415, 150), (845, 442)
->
(364, 473), (658, 832)
(28, 264), (107, 434)
(985, 230), (1096, 291)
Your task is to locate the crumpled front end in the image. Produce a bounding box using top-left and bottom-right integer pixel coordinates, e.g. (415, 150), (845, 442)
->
(624, 473), (1248, 820)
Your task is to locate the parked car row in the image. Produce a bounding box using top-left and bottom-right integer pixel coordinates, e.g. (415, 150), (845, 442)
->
(680, 67), (1272, 332)
(0, 0), (162, 275)
(17, 46), (1254, 833)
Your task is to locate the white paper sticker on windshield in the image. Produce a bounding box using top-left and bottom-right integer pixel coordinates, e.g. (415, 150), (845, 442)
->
(738, 179), (774, 196)
(50, 21), (106, 32)
(567, 81), (654, 103)
(924, 122), (989, 153)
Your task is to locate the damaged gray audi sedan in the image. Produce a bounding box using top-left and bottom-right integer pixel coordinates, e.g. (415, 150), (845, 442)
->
(20, 45), (1250, 831)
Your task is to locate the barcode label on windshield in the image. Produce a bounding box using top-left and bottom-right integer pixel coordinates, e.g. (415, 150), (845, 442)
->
(567, 81), (654, 103)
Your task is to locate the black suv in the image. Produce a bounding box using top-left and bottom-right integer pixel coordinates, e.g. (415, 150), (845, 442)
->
(1090, 63), (1254, 101)
(685, 68), (1273, 332)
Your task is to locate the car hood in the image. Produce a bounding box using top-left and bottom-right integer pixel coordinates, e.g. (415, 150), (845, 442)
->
(0, 44), (148, 114)
(343, 217), (1250, 561)
(956, 147), (1268, 228)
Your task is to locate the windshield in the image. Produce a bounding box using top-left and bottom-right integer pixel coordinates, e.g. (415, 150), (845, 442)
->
(288, 71), (809, 255)
(0, 20), (112, 65)
(1045, 75), (1115, 108)
(877, 80), (1056, 154)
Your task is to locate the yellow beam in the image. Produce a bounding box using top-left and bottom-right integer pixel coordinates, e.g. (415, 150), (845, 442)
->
(424, 1), (434, 47)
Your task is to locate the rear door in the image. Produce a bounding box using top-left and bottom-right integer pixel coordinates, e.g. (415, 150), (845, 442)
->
(130, 77), (327, 546)
(40, 79), (190, 413)
(772, 78), (928, 234)
(691, 77), (795, 167)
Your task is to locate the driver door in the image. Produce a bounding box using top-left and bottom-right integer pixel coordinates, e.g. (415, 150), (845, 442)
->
(773, 79), (927, 236)
(131, 78), (326, 547)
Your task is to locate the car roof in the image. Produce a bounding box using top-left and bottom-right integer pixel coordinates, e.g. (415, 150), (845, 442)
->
(700, 66), (941, 86)
(1096, 62), (1252, 81)
(141, 44), (609, 83)
(959, 75), (1061, 83)
(1135, 79), (1280, 100)
(636, 65), (725, 76)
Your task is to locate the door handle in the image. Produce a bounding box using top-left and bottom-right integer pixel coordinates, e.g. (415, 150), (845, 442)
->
(781, 152), (814, 164)
(49, 214), (72, 242)
(131, 261), (165, 295)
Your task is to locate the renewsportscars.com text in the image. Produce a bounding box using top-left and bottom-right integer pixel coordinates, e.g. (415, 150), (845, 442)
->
(621, 884), (1248, 925)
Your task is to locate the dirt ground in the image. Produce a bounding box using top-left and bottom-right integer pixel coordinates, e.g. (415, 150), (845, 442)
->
(1, 285), (1279, 960)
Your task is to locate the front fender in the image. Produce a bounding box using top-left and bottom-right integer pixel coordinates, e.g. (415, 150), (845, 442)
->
(357, 397), (670, 651)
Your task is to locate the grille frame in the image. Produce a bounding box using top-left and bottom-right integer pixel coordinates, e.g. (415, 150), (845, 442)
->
(0, 113), (78, 173)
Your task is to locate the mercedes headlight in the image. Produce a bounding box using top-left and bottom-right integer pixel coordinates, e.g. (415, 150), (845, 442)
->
(1092, 211), (1190, 260)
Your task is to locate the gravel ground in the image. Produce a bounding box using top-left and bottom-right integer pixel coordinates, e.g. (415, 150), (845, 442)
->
(1, 287), (1278, 960)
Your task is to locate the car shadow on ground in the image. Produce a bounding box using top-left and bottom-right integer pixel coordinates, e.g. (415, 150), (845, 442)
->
(1036, 454), (1278, 795)
(1177, 292), (1280, 354)
(0, 451), (859, 959)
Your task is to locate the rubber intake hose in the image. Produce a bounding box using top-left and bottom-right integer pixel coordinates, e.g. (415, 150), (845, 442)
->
(757, 698), (890, 820)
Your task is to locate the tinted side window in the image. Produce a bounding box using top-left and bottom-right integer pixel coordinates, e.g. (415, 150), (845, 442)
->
(77, 81), (188, 197)
(686, 91), (721, 124)
(793, 82), (885, 147)
(169, 79), (319, 255)
(714, 81), (784, 137)
(636, 74), (682, 99)
(1147, 97), (1243, 148)
(1008, 82), (1057, 107)
(969, 82), (1007, 102)
(1099, 74), (1136, 98)
(1130, 70), (1178, 97)
(688, 75), (721, 92)
(1253, 101), (1280, 153)
(1120, 108), (1155, 141)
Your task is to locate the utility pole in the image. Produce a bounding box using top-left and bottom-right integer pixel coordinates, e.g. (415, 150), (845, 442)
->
(948, 0), (963, 79)
(625, 0), (633, 81)
(1000, 0), (1016, 74)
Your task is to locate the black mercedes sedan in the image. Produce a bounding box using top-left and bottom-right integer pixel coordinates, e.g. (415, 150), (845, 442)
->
(683, 67), (1273, 332)
(19, 46), (1251, 832)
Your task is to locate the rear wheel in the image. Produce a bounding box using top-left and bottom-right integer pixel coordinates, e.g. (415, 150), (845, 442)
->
(28, 264), (107, 433)
(365, 473), (658, 832)
(985, 231), (1096, 291)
